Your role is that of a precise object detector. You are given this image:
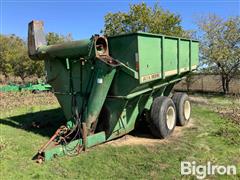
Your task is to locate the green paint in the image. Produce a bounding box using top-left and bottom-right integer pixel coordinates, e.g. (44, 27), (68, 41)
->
(21, 83), (52, 91)
(138, 35), (162, 80)
(44, 139), (82, 161)
(43, 132), (105, 160)
(86, 131), (106, 148)
(0, 84), (20, 92)
(28, 21), (199, 161)
(37, 39), (92, 59)
(179, 40), (190, 70)
(84, 62), (116, 130)
(108, 32), (199, 83)
(0, 83), (51, 92)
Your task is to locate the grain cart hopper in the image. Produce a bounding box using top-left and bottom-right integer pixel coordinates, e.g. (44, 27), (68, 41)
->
(28, 21), (199, 162)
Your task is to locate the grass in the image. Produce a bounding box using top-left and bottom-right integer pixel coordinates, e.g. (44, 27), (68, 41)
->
(0, 93), (240, 179)
(207, 95), (240, 107)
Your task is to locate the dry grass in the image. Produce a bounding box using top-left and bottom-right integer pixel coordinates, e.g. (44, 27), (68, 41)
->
(0, 92), (58, 117)
(215, 94), (240, 125)
(0, 74), (40, 85)
(190, 94), (240, 125)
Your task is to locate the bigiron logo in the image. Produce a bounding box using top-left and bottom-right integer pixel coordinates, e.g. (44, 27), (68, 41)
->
(181, 161), (237, 179)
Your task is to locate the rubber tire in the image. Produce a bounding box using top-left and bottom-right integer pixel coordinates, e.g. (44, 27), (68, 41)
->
(150, 96), (176, 139)
(172, 93), (191, 126)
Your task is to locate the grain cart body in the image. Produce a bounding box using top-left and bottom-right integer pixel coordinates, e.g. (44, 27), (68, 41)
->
(28, 21), (199, 161)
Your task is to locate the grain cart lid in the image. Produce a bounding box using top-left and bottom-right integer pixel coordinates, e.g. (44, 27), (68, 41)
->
(108, 32), (199, 84)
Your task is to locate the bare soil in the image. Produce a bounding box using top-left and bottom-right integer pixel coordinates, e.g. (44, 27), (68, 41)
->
(105, 119), (195, 147)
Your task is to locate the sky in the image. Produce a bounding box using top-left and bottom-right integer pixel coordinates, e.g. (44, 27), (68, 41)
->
(1, 0), (240, 40)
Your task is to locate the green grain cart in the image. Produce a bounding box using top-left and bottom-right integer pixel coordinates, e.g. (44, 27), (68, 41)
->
(28, 21), (198, 162)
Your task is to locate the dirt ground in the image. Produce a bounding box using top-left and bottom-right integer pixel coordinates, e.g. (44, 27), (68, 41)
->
(105, 118), (195, 147)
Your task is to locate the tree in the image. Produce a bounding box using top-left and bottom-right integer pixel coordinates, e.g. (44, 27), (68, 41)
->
(0, 34), (45, 82)
(12, 49), (33, 82)
(0, 32), (73, 83)
(0, 34), (24, 80)
(103, 3), (193, 38)
(46, 32), (72, 45)
(30, 61), (45, 78)
(198, 15), (240, 94)
(185, 72), (195, 92)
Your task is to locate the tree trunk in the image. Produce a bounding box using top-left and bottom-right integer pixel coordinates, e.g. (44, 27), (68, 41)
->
(186, 83), (190, 92)
(226, 78), (230, 94)
(3, 74), (9, 84)
(221, 74), (230, 94)
(221, 75), (227, 94)
(20, 75), (25, 84)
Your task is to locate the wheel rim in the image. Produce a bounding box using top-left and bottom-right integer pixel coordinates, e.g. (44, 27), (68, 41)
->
(183, 100), (191, 120)
(166, 106), (175, 130)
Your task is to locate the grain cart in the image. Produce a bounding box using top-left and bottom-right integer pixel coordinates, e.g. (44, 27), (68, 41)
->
(28, 21), (198, 162)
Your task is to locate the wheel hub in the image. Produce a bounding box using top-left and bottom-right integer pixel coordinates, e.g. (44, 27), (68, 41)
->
(183, 100), (191, 120)
(166, 106), (175, 130)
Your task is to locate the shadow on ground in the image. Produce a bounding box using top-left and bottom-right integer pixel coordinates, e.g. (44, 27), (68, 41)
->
(0, 108), (161, 141)
(0, 108), (65, 137)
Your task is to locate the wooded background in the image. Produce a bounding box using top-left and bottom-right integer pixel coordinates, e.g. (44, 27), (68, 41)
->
(0, 3), (239, 94)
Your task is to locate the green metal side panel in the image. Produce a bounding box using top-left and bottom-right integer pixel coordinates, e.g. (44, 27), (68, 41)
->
(106, 97), (142, 141)
(108, 35), (138, 71)
(191, 41), (199, 69)
(164, 38), (178, 76)
(179, 40), (190, 72)
(109, 32), (199, 84)
(45, 57), (94, 121)
(138, 35), (162, 83)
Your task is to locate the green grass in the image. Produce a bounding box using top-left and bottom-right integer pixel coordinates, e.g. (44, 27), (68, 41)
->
(0, 96), (240, 179)
(196, 93), (240, 107)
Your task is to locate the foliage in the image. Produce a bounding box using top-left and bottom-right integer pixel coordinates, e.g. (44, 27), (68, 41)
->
(198, 15), (240, 94)
(103, 3), (194, 38)
(0, 35), (23, 78)
(0, 34), (44, 82)
(0, 32), (72, 82)
(46, 32), (72, 45)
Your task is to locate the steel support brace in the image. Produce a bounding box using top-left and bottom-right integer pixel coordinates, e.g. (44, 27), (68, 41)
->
(84, 61), (116, 131)
(43, 131), (106, 161)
